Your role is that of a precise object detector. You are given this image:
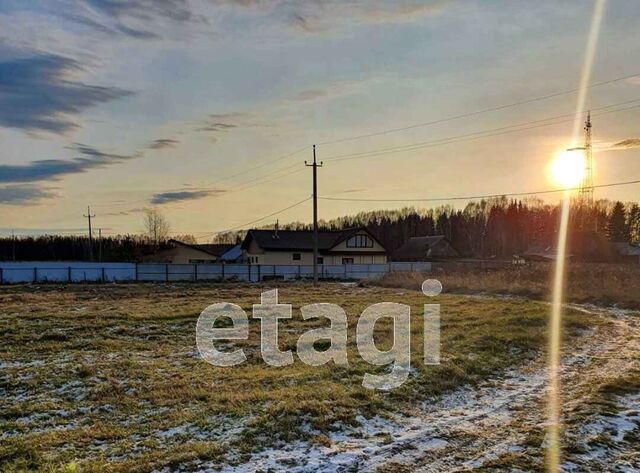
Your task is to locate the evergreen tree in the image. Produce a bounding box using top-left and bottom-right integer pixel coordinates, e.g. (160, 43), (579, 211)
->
(606, 201), (629, 242)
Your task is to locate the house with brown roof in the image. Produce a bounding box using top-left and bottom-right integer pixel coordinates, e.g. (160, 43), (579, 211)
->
(241, 227), (387, 265)
(392, 235), (460, 262)
(143, 240), (238, 264)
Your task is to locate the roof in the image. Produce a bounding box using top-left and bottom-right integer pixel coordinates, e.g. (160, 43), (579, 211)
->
(392, 235), (460, 261)
(523, 231), (615, 262)
(220, 244), (243, 261)
(612, 242), (640, 256)
(168, 240), (234, 257)
(241, 227), (386, 252)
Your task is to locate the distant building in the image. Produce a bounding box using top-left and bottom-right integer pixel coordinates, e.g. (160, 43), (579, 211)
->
(219, 244), (244, 263)
(391, 235), (460, 262)
(523, 231), (616, 262)
(611, 242), (640, 264)
(241, 227), (387, 265)
(144, 240), (235, 264)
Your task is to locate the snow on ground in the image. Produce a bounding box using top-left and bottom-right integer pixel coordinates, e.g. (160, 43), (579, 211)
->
(211, 304), (640, 472)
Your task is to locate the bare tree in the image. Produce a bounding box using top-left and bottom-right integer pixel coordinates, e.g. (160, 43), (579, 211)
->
(144, 209), (170, 247)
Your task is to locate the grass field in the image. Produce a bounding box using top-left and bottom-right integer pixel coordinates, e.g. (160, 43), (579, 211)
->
(374, 262), (640, 309)
(0, 282), (626, 472)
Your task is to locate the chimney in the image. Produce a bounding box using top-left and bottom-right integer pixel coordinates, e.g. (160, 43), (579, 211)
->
(273, 220), (279, 239)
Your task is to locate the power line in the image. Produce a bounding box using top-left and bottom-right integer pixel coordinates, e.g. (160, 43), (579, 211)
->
(323, 99), (640, 163)
(194, 196), (311, 240)
(192, 145), (309, 189)
(92, 145), (310, 208)
(319, 178), (640, 203)
(316, 72), (640, 146)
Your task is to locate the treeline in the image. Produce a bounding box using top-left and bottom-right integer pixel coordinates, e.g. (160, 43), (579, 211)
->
(215, 197), (640, 258)
(3, 198), (639, 261)
(321, 198), (639, 257)
(0, 235), (170, 262)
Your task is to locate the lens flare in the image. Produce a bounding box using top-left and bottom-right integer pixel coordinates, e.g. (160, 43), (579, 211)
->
(546, 1), (607, 472)
(550, 149), (586, 188)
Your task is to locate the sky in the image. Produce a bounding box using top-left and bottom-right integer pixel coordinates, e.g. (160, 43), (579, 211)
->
(1, 0), (639, 239)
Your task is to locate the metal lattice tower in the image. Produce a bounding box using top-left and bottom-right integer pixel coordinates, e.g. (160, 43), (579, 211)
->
(579, 111), (594, 205)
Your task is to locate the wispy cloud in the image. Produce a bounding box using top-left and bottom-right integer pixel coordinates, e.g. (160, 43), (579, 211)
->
(149, 138), (180, 150)
(613, 138), (640, 149)
(289, 80), (366, 103)
(103, 207), (146, 216)
(150, 189), (225, 205)
(0, 143), (142, 184)
(228, 0), (448, 33)
(60, 0), (206, 40)
(0, 52), (132, 134)
(0, 185), (56, 205)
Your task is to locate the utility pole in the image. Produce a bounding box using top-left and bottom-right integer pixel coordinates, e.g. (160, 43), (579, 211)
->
(305, 145), (323, 284)
(11, 229), (16, 261)
(84, 206), (96, 261)
(98, 228), (102, 263)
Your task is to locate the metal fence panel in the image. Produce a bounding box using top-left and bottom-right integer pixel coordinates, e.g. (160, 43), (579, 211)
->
(0, 261), (430, 284)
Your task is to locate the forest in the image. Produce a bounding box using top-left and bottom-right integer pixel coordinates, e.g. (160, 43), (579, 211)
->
(1, 198), (638, 262)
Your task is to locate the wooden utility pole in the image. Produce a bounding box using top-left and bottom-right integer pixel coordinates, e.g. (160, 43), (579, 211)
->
(305, 145), (323, 284)
(11, 229), (16, 261)
(84, 206), (96, 261)
(98, 228), (102, 263)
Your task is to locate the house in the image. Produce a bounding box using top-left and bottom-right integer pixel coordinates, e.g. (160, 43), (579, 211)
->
(523, 231), (616, 262)
(392, 235), (460, 262)
(611, 242), (640, 264)
(241, 227), (387, 265)
(143, 240), (235, 264)
(219, 244), (244, 263)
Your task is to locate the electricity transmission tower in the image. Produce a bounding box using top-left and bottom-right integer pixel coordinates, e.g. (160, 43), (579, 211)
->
(579, 111), (594, 205)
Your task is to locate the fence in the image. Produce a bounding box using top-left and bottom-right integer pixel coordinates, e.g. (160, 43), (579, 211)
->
(0, 261), (431, 284)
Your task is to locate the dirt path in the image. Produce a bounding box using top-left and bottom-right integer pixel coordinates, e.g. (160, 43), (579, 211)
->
(219, 303), (640, 472)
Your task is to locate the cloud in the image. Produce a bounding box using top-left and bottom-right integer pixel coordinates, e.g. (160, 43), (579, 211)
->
(103, 207), (146, 216)
(227, 0), (447, 28)
(197, 122), (237, 132)
(0, 52), (132, 134)
(58, 0), (207, 39)
(149, 138), (180, 150)
(194, 112), (247, 134)
(0, 185), (56, 205)
(289, 13), (317, 34)
(0, 143), (142, 184)
(150, 189), (225, 205)
(288, 80), (368, 104)
(613, 138), (640, 149)
(230, 0), (448, 34)
(292, 89), (327, 101)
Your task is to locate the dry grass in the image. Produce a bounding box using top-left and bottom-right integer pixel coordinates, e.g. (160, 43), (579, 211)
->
(0, 282), (598, 472)
(375, 263), (640, 309)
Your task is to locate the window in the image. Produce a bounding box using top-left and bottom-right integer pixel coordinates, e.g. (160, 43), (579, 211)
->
(292, 253), (301, 261)
(317, 257), (324, 265)
(346, 234), (374, 248)
(342, 258), (354, 265)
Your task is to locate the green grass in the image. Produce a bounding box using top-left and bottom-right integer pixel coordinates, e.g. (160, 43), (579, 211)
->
(0, 283), (598, 472)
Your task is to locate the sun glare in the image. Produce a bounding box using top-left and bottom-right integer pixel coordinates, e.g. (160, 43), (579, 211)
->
(550, 149), (586, 188)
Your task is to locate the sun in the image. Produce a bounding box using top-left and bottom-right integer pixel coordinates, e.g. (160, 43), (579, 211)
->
(550, 149), (586, 188)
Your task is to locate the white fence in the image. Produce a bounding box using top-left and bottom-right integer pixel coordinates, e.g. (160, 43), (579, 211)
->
(0, 262), (431, 284)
